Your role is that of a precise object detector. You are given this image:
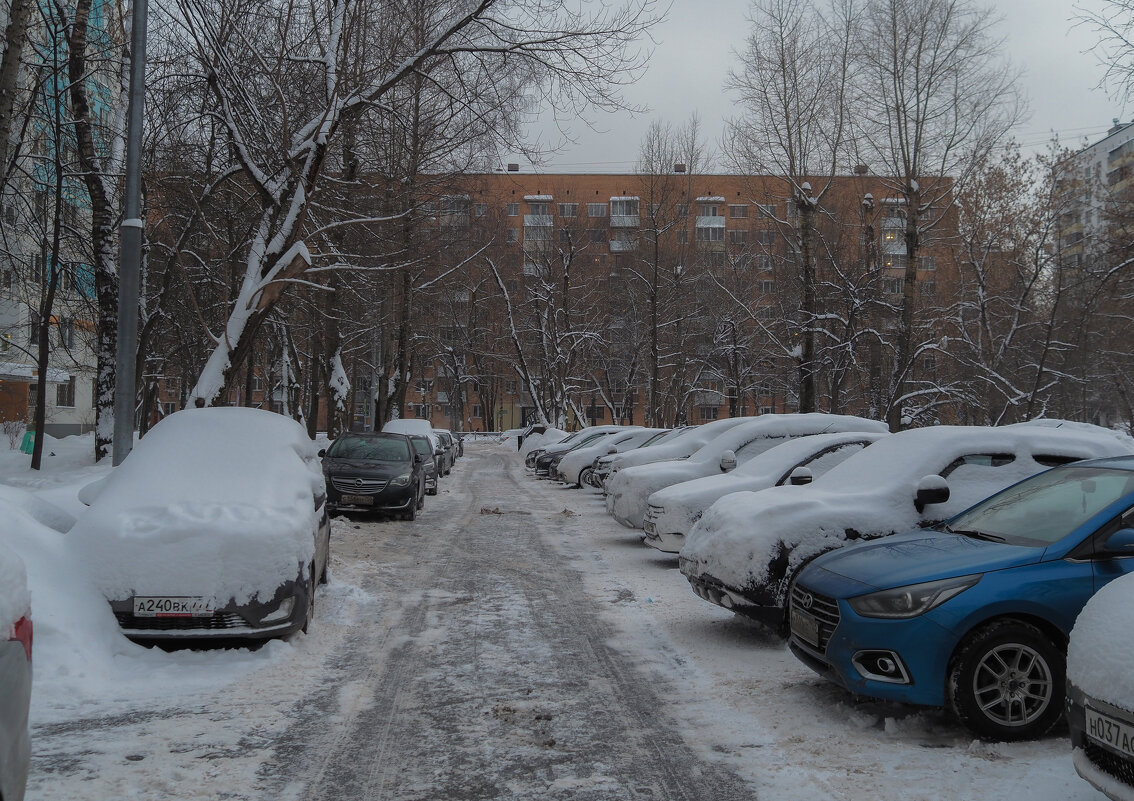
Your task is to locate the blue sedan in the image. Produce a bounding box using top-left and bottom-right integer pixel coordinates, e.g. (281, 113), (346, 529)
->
(789, 456), (1134, 740)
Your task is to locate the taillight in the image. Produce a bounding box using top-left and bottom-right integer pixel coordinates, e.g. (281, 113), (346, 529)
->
(11, 616), (32, 660)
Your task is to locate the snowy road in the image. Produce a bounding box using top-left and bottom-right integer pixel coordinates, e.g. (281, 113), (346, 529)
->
(22, 442), (1108, 801)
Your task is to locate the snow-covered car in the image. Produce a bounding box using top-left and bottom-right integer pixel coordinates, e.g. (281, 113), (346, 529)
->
(555, 428), (666, 487)
(608, 414), (888, 530)
(601, 419), (756, 492)
(680, 424), (1133, 632)
(531, 425), (630, 476)
(642, 431), (889, 553)
(591, 426), (691, 487)
(0, 541), (31, 801)
(1068, 571), (1134, 800)
(72, 407), (332, 641)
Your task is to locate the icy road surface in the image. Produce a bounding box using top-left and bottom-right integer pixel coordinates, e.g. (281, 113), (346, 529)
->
(25, 443), (1104, 800)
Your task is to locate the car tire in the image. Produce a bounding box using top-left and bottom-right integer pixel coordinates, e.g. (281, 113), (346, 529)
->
(402, 503), (416, 522)
(301, 565), (316, 634)
(578, 467), (594, 488)
(947, 619), (1065, 741)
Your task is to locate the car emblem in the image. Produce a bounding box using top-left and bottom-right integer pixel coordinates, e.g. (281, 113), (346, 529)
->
(354, 479), (364, 488)
(799, 592), (814, 610)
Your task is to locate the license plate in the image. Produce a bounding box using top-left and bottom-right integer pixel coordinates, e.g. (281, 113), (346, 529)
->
(1086, 707), (1134, 758)
(133, 596), (215, 618)
(790, 607), (820, 647)
(341, 493), (374, 505)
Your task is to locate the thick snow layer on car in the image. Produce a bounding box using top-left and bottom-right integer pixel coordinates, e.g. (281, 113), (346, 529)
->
(1068, 572), (1134, 707)
(681, 424), (1134, 604)
(519, 428), (568, 456)
(646, 431), (889, 540)
(557, 428), (664, 485)
(71, 408), (324, 606)
(381, 418), (434, 438)
(608, 414), (887, 529)
(0, 539), (29, 632)
(0, 483), (76, 533)
(607, 417), (755, 473)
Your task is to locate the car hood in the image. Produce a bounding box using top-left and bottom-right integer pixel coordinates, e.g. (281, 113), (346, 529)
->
(809, 529), (1045, 592)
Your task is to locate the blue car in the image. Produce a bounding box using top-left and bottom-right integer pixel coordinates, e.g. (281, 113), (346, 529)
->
(789, 456), (1134, 740)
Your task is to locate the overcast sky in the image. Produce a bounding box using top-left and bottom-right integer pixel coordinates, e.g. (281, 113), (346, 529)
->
(507, 0), (1124, 173)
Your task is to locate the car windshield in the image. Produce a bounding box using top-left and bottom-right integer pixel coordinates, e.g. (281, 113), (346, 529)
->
(945, 466), (1134, 547)
(640, 431), (668, 447)
(328, 435), (410, 461)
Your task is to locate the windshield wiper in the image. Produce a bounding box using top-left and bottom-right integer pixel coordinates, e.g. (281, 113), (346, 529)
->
(944, 525), (1007, 543)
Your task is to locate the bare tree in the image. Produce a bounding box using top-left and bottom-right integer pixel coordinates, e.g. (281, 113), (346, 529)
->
(854, 0), (1022, 429)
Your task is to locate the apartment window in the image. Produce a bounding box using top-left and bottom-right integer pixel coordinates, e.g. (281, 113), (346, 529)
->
(56, 376), (75, 408)
(415, 403), (430, 419)
(881, 230), (901, 246)
(920, 281), (937, 297)
(759, 405), (775, 415)
(584, 406), (606, 421)
(698, 405), (720, 421)
(923, 354), (937, 372)
(883, 253), (908, 271)
(699, 204), (719, 217)
(610, 198), (639, 216)
(756, 230), (776, 246)
(474, 203), (487, 217)
(506, 203), (519, 216)
(757, 203), (777, 219)
(506, 229), (518, 243)
(921, 256), (936, 271)
(472, 404), (483, 418)
(728, 229), (748, 245)
(528, 202), (550, 216)
(756, 254), (774, 271)
(559, 203), (578, 217)
(883, 277), (905, 295)
(729, 204), (748, 218)
(696, 226), (724, 242)
(588, 228), (606, 243)
(587, 203), (607, 217)
(759, 280), (775, 294)
(506, 380), (518, 394)
(58, 318), (74, 348)
(677, 229), (688, 244)
(677, 204), (689, 217)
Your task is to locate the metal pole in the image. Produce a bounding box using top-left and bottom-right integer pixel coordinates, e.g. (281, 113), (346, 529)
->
(112, 0), (149, 466)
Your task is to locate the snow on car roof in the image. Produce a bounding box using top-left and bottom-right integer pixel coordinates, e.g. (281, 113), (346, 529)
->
(1069, 572), (1134, 707)
(71, 407), (324, 605)
(0, 539), (29, 631)
(685, 414), (886, 464)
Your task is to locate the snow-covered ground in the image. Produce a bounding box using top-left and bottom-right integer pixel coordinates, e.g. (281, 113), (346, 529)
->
(0, 436), (1108, 800)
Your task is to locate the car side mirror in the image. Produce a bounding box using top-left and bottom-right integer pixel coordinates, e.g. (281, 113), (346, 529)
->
(915, 475), (950, 513)
(1104, 527), (1134, 553)
(317, 448), (327, 458)
(789, 466), (813, 486)
(720, 449), (738, 473)
(606, 445), (618, 455)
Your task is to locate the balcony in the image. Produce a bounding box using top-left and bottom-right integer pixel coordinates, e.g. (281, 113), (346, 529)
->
(524, 214), (553, 227)
(695, 215), (726, 229)
(610, 215), (640, 228)
(609, 238), (638, 252)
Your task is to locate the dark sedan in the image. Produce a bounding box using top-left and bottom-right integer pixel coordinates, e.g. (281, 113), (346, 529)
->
(408, 434), (440, 496)
(322, 432), (425, 520)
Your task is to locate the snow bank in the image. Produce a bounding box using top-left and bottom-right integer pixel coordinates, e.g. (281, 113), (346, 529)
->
(70, 408), (324, 606)
(0, 539), (29, 633)
(1068, 572), (1134, 707)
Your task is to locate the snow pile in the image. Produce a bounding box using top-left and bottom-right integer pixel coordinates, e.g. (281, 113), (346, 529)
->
(1068, 572), (1134, 706)
(520, 427), (568, 457)
(681, 425), (1134, 603)
(0, 539), (29, 632)
(70, 408), (324, 606)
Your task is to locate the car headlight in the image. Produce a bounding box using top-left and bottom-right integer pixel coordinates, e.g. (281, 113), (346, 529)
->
(390, 473), (412, 487)
(848, 574), (981, 619)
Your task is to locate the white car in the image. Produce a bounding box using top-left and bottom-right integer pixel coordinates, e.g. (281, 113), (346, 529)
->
(531, 425), (633, 476)
(680, 424), (1133, 632)
(607, 414), (887, 530)
(555, 428), (667, 487)
(642, 430), (889, 553)
(0, 540), (30, 801)
(591, 426), (692, 487)
(72, 407), (332, 641)
(1068, 571), (1134, 801)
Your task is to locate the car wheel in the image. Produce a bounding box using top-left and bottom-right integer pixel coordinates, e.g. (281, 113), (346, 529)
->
(578, 467), (594, 488)
(947, 619), (1064, 741)
(301, 564), (316, 634)
(402, 503), (416, 522)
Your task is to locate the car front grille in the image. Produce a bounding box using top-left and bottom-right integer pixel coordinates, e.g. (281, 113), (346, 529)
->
(1084, 740), (1134, 789)
(115, 611), (249, 631)
(790, 582), (840, 654)
(644, 504), (663, 522)
(331, 476), (389, 494)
